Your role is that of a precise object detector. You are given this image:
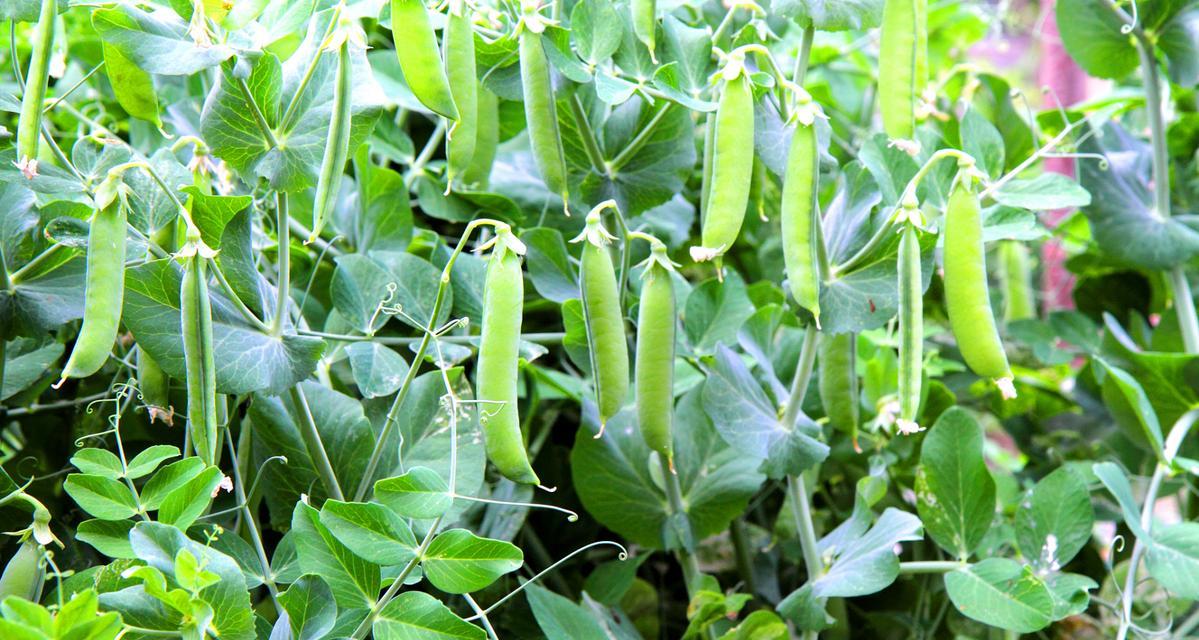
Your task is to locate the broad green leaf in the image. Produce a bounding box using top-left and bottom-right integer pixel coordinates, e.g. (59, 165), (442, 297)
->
(374, 466), (452, 520)
(331, 254), (401, 334)
(319, 500), (418, 567)
(92, 4), (234, 75)
(345, 342), (409, 399)
(157, 466), (223, 531)
(70, 449), (124, 479)
(1097, 358), (1166, 459)
(290, 502), (380, 609)
(944, 558), (1054, 633)
(278, 576), (337, 640)
(100, 41), (160, 127)
(422, 529), (523, 594)
(1145, 522), (1199, 600)
(371, 251), (453, 330)
(526, 583), (608, 640)
(812, 508), (923, 598)
(521, 228), (578, 304)
(1046, 572), (1098, 620)
(1092, 462), (1148, 539)
(777, 584), (834, 632)
(571, 390), (765, 550)
(63, 474), (139, 521)
(916, 408), (996, 560)
(1, 338), (62, 400)
(1056, 0), (1138, 79)
(958, 109), (1005, 181)
(140, 458), (205, 511)
(372, 591), (485, 640)
(991, 173), (1091, 211)
(128, 522), (255, 640)
(76, 519), (136, 559)
(337, 162), (413, 253)
(773, 0), (883, 30)
(183, 187), (250, 251)
(583, 554), (649, 606)
(1014, 467), (1094, 569)
(0, 253), (85, 341)
(701, 344), (829, 478)
(819, 227), (936, 335)
(684, 272), (756, 353)
(125, 446), (180, 480)
(723, 610), (789, 640)
(570, 0), (623, 67)
(1159, 7), (1199, 86)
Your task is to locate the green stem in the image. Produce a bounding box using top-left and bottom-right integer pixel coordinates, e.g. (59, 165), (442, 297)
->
(570, 95), (611, 178)
(289, 386), (344, 501)
(349, 514), (445, 639)
(782, 325), (819, 428)
(236, 77), (280, 150)
(298, 329), (565, 345)
(279, 8), (341, 131)
(785, 327), (823, 640)
(224, 433), (283, 615)
(272, 193), (290, 336)
(1117, 463), (1168, 640)
(9, 244), (65, 285)
(661, 453), (706, 603)
(208, 259), (270, 332)
(1174, 606), (1199, 638)
(793, 25), (815, 86)
(729, 518), (757, 595)
(609, 103), (672, 174)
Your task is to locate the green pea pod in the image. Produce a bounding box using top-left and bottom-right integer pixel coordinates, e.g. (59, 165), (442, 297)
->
(519, 27), (569, 207)
(818, 331), (859, 451)
(999, 240), (1036, 323)
(635, 247), (676, 468)
(632, 0), (656, 60)
(309, 39), (353, 244)
(691, 73), (754, 265)
(478, 230), (539, 485)
(573, 205), (629, 432)
(781, 117), (820, 323)
(444, 4), (477, 189)
(17, 0), (57, 164)
(182, 253), (218, 466)
(391, 0), (458, 119)
(59, 200), (127, 382)
(138, 348), (172, 425)
(878, 0), (928, 140)
(0, 540), (43, 603)
(699, 110), (716, 224)
(462, 86), (499, 188)
(944, 175), (1015, 398)
(897, 223), (922, 434)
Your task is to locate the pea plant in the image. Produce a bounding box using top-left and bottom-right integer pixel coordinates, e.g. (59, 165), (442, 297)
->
(2, 0), (1199, 637)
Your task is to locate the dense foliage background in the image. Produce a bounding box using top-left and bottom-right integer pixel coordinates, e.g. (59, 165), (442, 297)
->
(2, 0), (1199, 638)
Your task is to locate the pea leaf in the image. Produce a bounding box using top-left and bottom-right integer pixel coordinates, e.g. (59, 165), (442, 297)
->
(140, 458), (205, 511)
(278, 576), (337, 640)
(422, 529), (523, 594)
(570, 0), (624, 67)
(319, 500), (418, 567)
(1145, 522), (1199, 600)
(521, 227), (578, 304)
(527, 583), (608, 640)
(812, 508), (923, 598)
(76, 520), (136, 559)
(944, 558), (1054, 633)
(157, 466), (223, 531)
(291, 502), (380, 609)
(70, 448), (124, 479)
(92, 4), (234, 75)
(374, 466), (452, 520)
(345, 342), (409, 399)
(991, 173), (1091, 211)
(373, 591), (485, 640)
(124, 445), (181, 480)
(1014, 467), (1094, 570)
(773, 0), (884, 30)
(916, 408), (996, 560)
(684, 272), (756, 353)
(63, 474), (139, 521)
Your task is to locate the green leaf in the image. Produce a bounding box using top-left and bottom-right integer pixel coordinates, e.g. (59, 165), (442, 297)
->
(370, 252), (454, 330)
(1097, 358), (1166, 458)
(777, 584), (834, 632)
(684, 272), (756, 353)
(991, 173), (1091, 211)
(339, 162), (413, 253)
(773, 0), (883, 30)
(570, 0), (623, 67)
(125, 446), (181, 480)
(157, 466), (223, 531)
(1159, 7), (1199, 86)
(372, 591), (485, 640)
(76, 519), (136, 559)
(422, 529), (523, 594)
(92, 4), (234, 75)
(290, 502), (380, 609)
(183, 187), (250, 251)
(583, 554), (650, 606)
(820, 226), (936, 335)
(1, 338), (63, 400)
(944, 558), (1054, 633)
(319, 500), (418, 567)
(331, 254), (402, 334)
(527, 583), (608, 640)
(1091, 462), (1148, 539)
(722, 610), (789, 640)
(1015, 467), (1094, 569)
(374, 466), (452, 520)
(521, 228), (578, 304)
(1046, 572), (1098, 620)
(701, 344), (829, 478)
(812, 508), (923, 598)
(70, 449), (124, 479)
(100, 41), (161, 127)
(140, 458), (205, 511)
(64, 474), (139, 521)
(345, 342), (410, 399)
(1145, 522), (1199, 600)
(1056, 0), (1138, 79)
(278, 575), (337, 640)
(571, 390), (765, 550)
(916, 408), (996, 560)
(959, 109), (1005, 181)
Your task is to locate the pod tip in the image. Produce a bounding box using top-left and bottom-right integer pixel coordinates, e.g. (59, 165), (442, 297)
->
(996, 377), (1017, 400)
(896, 419), (924, 435)
(593, 420), (607, 439)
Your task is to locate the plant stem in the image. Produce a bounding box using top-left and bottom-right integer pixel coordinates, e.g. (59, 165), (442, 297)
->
(236, 77), (279, 150)
(272, 193), (290, 336)
(1117, 463), (1168, 640)
(793, 26), (815, 86)
(224, 434), (283, 615)
(289, 386), (344, 501)
(729, 517), (757, 594)
(660, 454), (702, 595)
(209, 258), (270, 332)
(785, 325), (822, 640)
(279, 8), (341, 131)
(1174, 605), (1199, 638)
(609, 104), (673, 174)
(898, 561), (966, 574)
(349, 515), (445, 639)
(570, 94), (611, 179)
(782, 325), (819, 428)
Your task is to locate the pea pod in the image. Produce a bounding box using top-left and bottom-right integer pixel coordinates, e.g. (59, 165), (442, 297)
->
(518, 18), (569, 208)
(878, 0), (928, 141)
(572, 203), (629, 433)
(391, 0), (458, 119)
(182, 248), (218, 466)
(897, 221), (922, 434)
(699, 110), (716, 222)
(462, 86), (499, 188)
(943, 173), (1016, 398)
(691, 67), (754, 266)
(0, 540), (43, 603)
(477, 228), (539, 485)
(138, 349), (172, 425)
(17, 0), (57, 165)
(999, 240), (1036, 322)
(444, 1), (477, 188)
(309, 38), (353, 244)
(818, 331), (859, 451)
(633, 0), (656, 61)
(781, 112), (820, 323)
(58, 199), (127, 383)
(635, 240), (677, 468)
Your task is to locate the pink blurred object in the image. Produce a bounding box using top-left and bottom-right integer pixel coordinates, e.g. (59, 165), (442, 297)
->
(1037, 0), (1088, 312)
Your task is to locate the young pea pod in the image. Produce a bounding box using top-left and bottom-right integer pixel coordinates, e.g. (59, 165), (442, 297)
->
(462, 86), (499, 188)
(478, 228), (540, 485)
(699, 110), (716, 223)
(818, 331), (859, 451)
(635, 240), (677, 469)
(309, 37), (353, 244)
(138, 349), (172, 425)
(781, 109), (821, 323)
(518, 13), (569, 208)
(17, 0), (57, 166)
(572, 202), (629, 433)
(58, 198), (128, 383)
(391, 0), (458, 119)
(999, 240), (1036, 323)
(943, 172), (1016, 398)
(182, 245), (219, 466)
(632, 0), (656, 61)
(444, 1), (477, 188)
(878, 0), (928, 141)
(0, 540), (44, 603)
(691, 64), (754, 267)
(897, 221), (923, 434)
